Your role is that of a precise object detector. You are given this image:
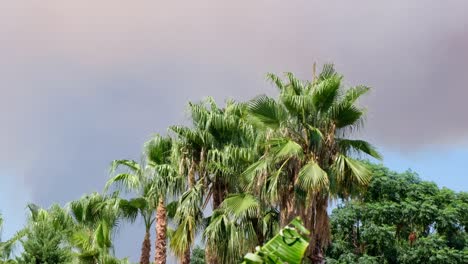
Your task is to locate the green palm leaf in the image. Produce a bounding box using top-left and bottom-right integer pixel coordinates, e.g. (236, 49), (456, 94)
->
(297, 161), (329, 191)
(337, 139), (382, 160)
(269, 138), (304, 161)
(221, 193), (260, 220)
(248, 95), (287, 129)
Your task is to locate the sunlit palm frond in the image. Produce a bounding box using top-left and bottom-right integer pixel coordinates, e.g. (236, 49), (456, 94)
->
(221, 193), (261, 221)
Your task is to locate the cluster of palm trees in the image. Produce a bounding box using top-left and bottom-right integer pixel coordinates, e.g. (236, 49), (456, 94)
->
(1, 64), (380, 264)
(1, 194), (132, 263)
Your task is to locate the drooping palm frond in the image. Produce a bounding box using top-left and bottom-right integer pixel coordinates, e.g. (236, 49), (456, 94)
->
(268, 137), (304, 161)
(203, 193), (265, 264)
(332, 154), (372, 193)
(170, 184), (204, 260)
(109, 160), (141, 175)
(285, 72), (304, 94)
(336, 138), (382, 160)
(342, 85), (370, 105)
(330, 103), (366, 129)
(104, 173), (141, 193)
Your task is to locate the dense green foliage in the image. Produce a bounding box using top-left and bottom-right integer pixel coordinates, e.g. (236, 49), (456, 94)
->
(190, 247), (206, 264)
(327, 163), (468, 263)
(0, 65), (466, 264)
(16, 220), (72, 264)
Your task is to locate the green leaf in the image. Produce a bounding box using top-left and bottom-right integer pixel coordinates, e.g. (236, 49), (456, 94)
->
(313, 74), (341, 112)
(221, 193), (260, 220)
(248, 95), (286, 129)
(269, 138), (303, 161)
(337, 139), (382, 160)
(297, 160), (329, 191)
(241, 217), (309, 264)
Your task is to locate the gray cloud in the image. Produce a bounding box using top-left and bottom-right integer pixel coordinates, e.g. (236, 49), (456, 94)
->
(1, 0), (468, 261)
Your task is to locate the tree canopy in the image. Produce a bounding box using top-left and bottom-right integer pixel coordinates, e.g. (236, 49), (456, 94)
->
(327, 163), (468, 264)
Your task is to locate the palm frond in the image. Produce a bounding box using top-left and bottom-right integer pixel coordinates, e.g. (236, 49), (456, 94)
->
(109, 160), (140, 175)
(333, 155), (372, 187)
(221, 193), (261, 220)
(269, 138), (303, 161)
(104, 173), (140, 193)
(266, 73), (284, 91)
(247, 95), (287, 129)
(297, 160), (329, 192)
(342, 85), (370, 105)
(313, 74), (342, 112)
(336, 138), (382, 160)
(318, 63), (336, 81)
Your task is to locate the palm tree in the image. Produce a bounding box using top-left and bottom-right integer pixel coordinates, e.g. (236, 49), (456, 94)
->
(68, 192), (123, 263)
(105, 159), (157, 264)
(144, 135), (180, 264)
(171, 98), (261, 264)
(245, 65), (381, 263)
(17, 204), (73, 264)
(169, 115), (213, 264)
(203, 193), (279, 264)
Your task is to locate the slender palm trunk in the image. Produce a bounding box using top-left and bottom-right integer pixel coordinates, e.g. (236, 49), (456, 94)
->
(140, 230), (151, 264)
(212, 180), (227, 210)
(188, 162), (196, 188)
(205, 246), (217, 264)
(205, 180), (227, 264)
(154, 198), (167, 264)
(181, 248), (191, 264)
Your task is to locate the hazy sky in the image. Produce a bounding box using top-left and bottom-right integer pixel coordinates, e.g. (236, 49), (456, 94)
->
(1, 1), (467, 261)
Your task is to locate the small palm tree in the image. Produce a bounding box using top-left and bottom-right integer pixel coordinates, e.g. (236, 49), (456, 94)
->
(106, 135), (181, 264)
(12, 204), (73, 264)
(144, 135), (180, 264)
(105, 159), (157, 264)
(68, 193), (123, 263)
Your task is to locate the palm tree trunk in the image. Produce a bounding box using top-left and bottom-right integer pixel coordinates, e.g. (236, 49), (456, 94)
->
(181, 248), (191, 264)
(205, 246), (217, 264)
(280, 160), (299, 227)
(307, 194), (330, 264)
(140, 230), (151, 264)
(188, 160), (196, 188)
(154, 198), (167, 264)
